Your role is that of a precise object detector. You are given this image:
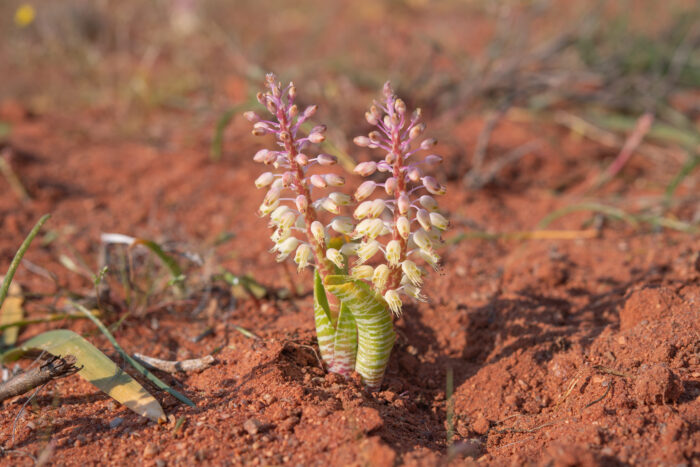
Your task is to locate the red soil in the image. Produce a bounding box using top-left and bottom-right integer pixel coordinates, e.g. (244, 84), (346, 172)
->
(0, 94), (698, 466)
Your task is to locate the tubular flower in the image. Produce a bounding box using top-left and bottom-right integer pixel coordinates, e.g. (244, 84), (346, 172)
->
(347, 81), (449, 313)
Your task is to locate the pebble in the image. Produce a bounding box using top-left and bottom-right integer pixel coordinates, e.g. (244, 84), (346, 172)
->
(109, 417), (124, 429)
(244, 418), (264, 435)
(262, 393), (276, 405)
(144, 443), (159, 458)
(471, 414), (490, 435)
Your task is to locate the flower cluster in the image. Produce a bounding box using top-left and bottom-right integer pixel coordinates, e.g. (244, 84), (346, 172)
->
(248, 75), (448, 318)
(349, 82), (448, 315)
(246, 74), (342, 283)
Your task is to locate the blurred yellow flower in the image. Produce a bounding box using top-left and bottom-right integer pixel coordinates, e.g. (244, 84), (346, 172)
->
(14, 4), (36, 27)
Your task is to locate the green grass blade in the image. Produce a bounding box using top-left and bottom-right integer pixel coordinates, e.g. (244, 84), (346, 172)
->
(0, 214), (50, 309)
(73, 303), (195, 407)
(0, 312), (98, 332)
(665, 152), (700, 199)
(1, 329), (165, 421)
(131, 239), (185, 292)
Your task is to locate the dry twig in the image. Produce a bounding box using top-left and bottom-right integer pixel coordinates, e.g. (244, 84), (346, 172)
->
(0, 355), (79, 403)
(132, 353), (215, 374)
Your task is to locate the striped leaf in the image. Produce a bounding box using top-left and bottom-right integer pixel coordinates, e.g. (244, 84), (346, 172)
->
(324, 275), (395, 389)
(313, 270), (357, 374)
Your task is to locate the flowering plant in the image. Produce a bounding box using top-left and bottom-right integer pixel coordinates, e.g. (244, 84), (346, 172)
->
(247, 74), (447, 388)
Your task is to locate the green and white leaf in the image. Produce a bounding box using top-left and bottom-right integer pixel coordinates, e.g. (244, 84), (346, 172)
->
(324, 275), (395, 389)
(1, 330), (165, 421)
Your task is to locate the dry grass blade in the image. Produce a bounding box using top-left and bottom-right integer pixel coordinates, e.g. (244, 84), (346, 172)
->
(0, 280), (23, 348)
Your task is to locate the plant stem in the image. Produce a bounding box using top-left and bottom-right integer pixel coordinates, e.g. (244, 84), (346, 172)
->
(276, 106), (340, 318)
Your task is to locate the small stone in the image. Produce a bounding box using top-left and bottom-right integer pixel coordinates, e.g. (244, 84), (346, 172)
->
(635, 364), (682, 405)
(144, 443), (159, 458)
(243, 418), (264, 435)
(262, 393), (276, 405)
(278, 416), (300, 432)
(471, 414), (490, 435)
(354, 407), (383, 433)
(109, 417), (124, 429)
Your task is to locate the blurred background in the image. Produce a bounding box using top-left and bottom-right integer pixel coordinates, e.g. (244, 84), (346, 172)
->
(2, 0), (699, 149)
(1, 0), (699, 241)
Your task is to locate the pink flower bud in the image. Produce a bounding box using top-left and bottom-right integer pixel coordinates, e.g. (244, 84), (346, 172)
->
(282, 171), (294, 187)
(419, 195), (439, 211)
(420, 138), (437, 150)
(353, 161), (377, 177)
(353, 201), (372, 219)
(303, 105), (317, 119)
(253, 149), (269, 163)
(370, 105), (381, 121)
(288, 105), (298, 118)
(394, 99), (406, 115)
(263, 151), (278, 164)
(369, 199), (386, 218)
(324, 174), (345, 186)
(365, 111), (378, 125)
(317, 154), (337, 166)
(385, 177), (397, 195)
(377, 162), (392, 172)
(409, 123), (425, 140)
(295, 195), (308, 213)
(310, 221), (325, 242)
(288, 84), (296, 101)
(295, 153), (309, 166)
(254, 172), (275, 188)
(425, 154), (443, 165)
(264, 187), (281, 206)
(385, 152), (397, 164)
(416, 208), (432, 231)
(407, 167), (422, 182)
(397, 216), (410, 239)
(413, 229), (433, 251)
(430, 212), (449, 230)
(330, 217), (354, 235)
(310, 174), (327, 188)
(320, 197), (340, 214)
(422, 176), (446, 196)
(355, 181), (376, 201)
(368, 131), (382, 143)
(398, 194), (410, 214)
(329, 192), (351, 205)
(354, 136), (371, 147)
(244, 111), (261, 123)
(308, 132), (325, 143)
